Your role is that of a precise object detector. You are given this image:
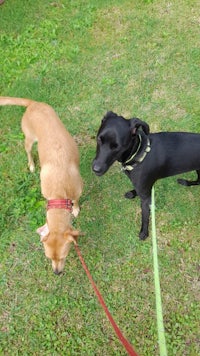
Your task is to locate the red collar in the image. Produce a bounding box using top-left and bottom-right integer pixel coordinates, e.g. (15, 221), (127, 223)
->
(47, 199), (72, 211)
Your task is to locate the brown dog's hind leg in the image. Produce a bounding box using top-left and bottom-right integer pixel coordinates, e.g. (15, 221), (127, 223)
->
(24, 136), (35, 172)
(177, 169), (200, 186)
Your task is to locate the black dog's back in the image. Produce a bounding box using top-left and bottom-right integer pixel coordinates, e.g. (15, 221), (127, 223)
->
(149, 132), (200, 179)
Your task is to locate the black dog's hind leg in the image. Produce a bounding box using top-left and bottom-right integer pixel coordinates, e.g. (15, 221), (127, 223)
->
(124, 189), (137, 199)
(177, 169), (200, 186)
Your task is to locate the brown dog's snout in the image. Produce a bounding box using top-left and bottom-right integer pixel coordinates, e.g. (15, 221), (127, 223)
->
(53, 268), (63, 275)
(52, 259), (66, 275)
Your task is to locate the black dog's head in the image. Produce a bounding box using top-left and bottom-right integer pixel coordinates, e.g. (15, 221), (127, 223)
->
(92, 111), (149, 176)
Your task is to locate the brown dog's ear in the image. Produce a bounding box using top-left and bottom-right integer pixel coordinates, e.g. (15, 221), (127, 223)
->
(36, 223), (49, 242)
(130, 118), (150, 135)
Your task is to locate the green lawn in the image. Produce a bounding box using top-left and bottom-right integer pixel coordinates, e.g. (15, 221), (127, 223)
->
(0, 0), (199, 355)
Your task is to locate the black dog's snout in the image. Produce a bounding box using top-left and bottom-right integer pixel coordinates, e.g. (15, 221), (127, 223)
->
(92, 161), (102, 175)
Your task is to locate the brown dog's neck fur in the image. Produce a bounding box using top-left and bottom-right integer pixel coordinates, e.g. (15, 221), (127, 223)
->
(46, 209), (71, 233)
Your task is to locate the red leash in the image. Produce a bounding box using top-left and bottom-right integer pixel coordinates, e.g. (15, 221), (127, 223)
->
(74, 243), (139, 356)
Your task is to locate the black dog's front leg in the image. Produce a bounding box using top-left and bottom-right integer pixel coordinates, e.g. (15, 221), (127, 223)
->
(139, 196), (151, 240)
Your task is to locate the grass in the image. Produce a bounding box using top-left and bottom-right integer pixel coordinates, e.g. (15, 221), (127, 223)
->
(0, 0), (200, 355)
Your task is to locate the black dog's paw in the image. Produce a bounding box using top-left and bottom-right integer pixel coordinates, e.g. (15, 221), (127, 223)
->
(124, 190), (137, 199)
(177, 178), (189, 186)
(139, 231), (148, 240)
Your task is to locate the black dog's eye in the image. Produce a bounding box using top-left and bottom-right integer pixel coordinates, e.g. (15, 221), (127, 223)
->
(97, 136), (104, 145)
(110, 142), (118, 149)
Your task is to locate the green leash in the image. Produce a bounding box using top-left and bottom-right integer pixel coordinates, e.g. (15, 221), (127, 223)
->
(151, 186), (168, 356)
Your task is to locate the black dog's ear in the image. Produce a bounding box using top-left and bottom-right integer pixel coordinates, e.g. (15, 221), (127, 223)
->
(130, 118), (150, 135)
(102, 111), (118, 122)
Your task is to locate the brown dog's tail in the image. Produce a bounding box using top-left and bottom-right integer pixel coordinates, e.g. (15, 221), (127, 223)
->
(0, 96), (34, 107)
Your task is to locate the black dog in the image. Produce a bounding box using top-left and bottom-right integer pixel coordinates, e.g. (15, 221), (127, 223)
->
(92, 111), (200, 240)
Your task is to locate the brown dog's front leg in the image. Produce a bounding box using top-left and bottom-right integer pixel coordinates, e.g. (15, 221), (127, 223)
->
(139, 196), (151, 240)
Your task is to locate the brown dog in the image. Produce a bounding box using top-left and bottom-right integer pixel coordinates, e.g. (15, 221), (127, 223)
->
(0, 97), (83, 274)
